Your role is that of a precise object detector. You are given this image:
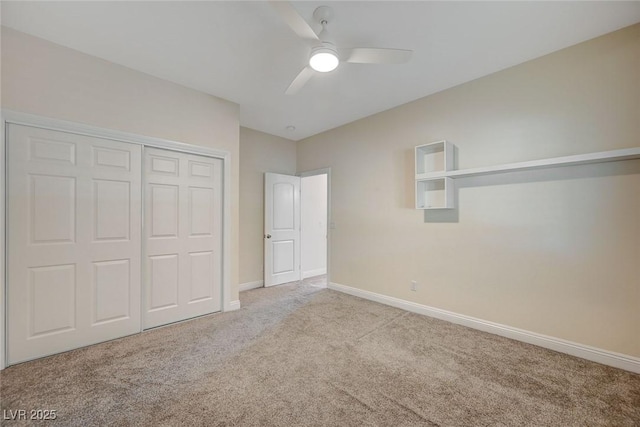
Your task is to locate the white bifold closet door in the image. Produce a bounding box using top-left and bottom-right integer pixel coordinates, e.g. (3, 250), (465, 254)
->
(7, 124), (142, 364)
(143, 148), (222, 329)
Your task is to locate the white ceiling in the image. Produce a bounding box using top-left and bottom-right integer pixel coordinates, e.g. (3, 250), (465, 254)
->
(2, 1), (639, 141)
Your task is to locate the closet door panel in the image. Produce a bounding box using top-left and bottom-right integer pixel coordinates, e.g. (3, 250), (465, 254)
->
(7, 124), (141, 364)
(143, 148), (222, 329)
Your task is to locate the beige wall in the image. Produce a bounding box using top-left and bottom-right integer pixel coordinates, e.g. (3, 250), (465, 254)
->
(239, 127), (296, 285)
(297, 24), (640, 357)
(1, 27), (241, 300)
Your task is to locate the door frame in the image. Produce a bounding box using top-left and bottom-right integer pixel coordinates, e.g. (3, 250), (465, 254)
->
(298, 168), (331, 286)
(0, 110), (234, 370)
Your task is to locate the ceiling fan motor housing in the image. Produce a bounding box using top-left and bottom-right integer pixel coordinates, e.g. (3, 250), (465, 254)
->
(309, 6), (339, 73)
(309, 42), (339, 72)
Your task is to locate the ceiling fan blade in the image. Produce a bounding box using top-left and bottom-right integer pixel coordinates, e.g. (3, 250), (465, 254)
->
(285, 66), (315, 95)
(269, 1), (319, 41)
(341, 48), (413, 64)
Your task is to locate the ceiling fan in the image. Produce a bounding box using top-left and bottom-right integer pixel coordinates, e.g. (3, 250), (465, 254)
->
(270, 1), (413, 95)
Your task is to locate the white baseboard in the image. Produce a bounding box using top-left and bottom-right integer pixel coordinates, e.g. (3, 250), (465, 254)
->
(328, 282), (640, 374)
(302, 268), (327, 279)
(239, 280), (264, 292)
(224, 300), (241, 312)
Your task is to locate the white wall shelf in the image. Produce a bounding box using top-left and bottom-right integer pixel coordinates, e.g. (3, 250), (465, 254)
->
(416, 177), (454, 209)
(415, 145), (640, 210)
(415, 140), (456, 209)
(415, 140), (454, 179)
(440, 147), (640, 179)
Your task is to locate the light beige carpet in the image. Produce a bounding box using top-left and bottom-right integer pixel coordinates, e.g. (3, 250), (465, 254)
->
(1, 277), (639, 426)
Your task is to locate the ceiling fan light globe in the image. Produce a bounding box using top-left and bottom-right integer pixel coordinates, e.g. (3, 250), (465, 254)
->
(309, 50), (339, 72)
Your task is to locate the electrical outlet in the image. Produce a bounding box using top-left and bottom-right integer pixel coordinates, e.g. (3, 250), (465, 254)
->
(411, 280), (417, 291)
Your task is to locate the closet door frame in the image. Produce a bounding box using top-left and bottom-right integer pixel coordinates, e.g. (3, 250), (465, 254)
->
(0, 110), (235, 370)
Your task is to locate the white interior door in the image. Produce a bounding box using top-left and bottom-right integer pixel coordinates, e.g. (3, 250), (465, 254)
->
(143, 147), (222, 329)
(7, 124), (142, 364)
(264, 173), (301, 286)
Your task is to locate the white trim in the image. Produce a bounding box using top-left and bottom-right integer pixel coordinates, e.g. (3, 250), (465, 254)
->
(1, 115), (6, 370)
(225, 300), (241, 311)
(328, 282), (640, 374)
(1, 110), (230, 159)
(239, 280), (264, 292)
(302, 268), (326, 279)
(220, 143), (232, 313)
(298, 168), (331, 179)
(1, 110), (234, 367)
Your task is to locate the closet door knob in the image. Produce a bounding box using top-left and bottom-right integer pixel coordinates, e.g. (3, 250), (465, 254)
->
(265, 234), (272, 239)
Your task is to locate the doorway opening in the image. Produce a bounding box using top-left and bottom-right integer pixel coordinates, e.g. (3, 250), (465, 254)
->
(300, 170), (329, 288)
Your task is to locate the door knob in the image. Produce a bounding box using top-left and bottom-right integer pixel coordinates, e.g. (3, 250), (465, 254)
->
(265, 234), (272, 239)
